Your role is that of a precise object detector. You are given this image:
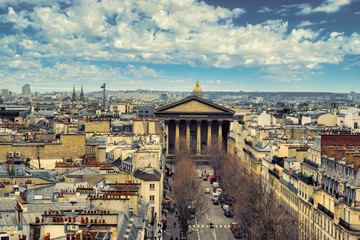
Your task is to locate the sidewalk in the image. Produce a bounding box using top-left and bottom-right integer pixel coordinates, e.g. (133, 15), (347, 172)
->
(162, 176), (181, 240)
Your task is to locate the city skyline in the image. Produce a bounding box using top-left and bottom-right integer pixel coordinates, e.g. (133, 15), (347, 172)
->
(0, 0), (359, 93)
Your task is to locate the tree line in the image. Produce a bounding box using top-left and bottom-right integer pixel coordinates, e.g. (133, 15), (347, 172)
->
(170, 145), (299, 240)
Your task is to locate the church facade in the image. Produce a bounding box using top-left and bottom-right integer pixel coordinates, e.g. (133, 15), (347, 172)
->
(153, 82), (234, 156)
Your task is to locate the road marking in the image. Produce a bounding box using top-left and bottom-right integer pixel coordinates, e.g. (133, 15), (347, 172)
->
(197, 224), (200, 228)
(215, 225), (218, 228)
(205, 212), (210, 221)
(210, 227), (217, 240)
(219, 225), (222, 228)
(201, 224), (204, 228)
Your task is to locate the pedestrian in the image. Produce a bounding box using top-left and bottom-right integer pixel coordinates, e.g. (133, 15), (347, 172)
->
(175, 237), (178, 240)
(170, 237), (173, 240)
(174, 222), (176, 228)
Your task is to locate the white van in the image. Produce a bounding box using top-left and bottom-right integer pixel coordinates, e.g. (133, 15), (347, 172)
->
(212, 182), (219, 189)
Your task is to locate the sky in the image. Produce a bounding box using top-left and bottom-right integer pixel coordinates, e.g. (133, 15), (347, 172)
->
(0, 0), (360, 93)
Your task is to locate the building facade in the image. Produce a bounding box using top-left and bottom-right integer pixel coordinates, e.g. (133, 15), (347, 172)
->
(153, 83), (234, 156)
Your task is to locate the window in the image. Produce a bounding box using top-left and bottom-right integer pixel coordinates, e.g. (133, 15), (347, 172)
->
(150, 195), (155, 203)
(355, 122), (358, 129)
(150, 184), (155, 190)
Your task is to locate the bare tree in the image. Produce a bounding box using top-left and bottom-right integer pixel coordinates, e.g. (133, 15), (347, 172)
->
(171, 153), (208, 237)
(212, 151), (298, 240)
(227, 160), (298, 240)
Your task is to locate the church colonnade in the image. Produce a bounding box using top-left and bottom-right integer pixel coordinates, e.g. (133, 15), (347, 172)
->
(164, 119), (230, 155)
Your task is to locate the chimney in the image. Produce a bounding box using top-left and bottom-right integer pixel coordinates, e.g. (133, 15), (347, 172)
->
(15, 202), (23, 229)
(44, 233), (50, 240)
(8, 159), (14, 175)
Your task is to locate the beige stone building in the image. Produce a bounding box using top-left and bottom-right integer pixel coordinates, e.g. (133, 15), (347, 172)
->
(154, 83), (234, 156)
(0, 134), (103, 169)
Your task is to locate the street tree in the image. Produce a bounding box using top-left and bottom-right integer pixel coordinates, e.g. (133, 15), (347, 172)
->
(172, 153), (208, 237)
(221, 155), (298, 240)
(208, 149), (298, 240)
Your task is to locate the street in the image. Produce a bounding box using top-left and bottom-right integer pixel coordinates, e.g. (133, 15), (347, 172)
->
(163, 165), (236, 240)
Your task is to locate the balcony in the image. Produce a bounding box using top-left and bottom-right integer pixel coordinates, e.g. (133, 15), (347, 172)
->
(244, 140), (252, 146)
(269, 168), (279, 179)
(318, 203), (334, 219)
(339, 218), (350, 230)
(243, 148), (260, 162)
(298, 173), (313, 185)
(338, 218), (360, 231)
(303, 158), (319, 169)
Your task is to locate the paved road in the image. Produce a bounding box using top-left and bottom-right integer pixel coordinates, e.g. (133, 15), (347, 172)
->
(163, 165), (236, 240)
(188, 172), (236, 240)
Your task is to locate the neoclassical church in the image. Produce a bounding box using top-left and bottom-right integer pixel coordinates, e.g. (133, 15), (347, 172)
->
(153, 81), (234, 156)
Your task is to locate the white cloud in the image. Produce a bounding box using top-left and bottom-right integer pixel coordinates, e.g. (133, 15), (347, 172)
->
(206, 80), (222, 83)
(285, 0), (352, 15)
(0, 0), (359, 86)
(257, 7), (272, 13)
(297, 21), (314, 28)
(125, 64), (160, 78)
(313, 0), (352, 13)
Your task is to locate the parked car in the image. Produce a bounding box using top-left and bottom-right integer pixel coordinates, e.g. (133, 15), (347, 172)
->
(215, 188), (222, 195)
(212, 192), (219, 199)
(204, 188), (210, 194)
(222, 204), (230, 211)
(212, 198), (219, 205)
(210, 176), (217, 184)
(219, 194), (233, 207)
(233, 230), (242, 239)
(230, 222), (239, 234)
(224, 210), (233, 218)
(212, 182), (219, 189)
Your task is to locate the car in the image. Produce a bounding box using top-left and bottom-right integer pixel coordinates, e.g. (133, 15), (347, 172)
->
(212, 192), (219, 199)
(219, 194), (233, 206)
(224, 210), (233, 218)
(215, 188), (222, 195)
(230, 222), (239, 233)
(212, 198), (219, 205)
(204, 188), (210, 194)
(212, 182), (219, 189)
(233, 230), (242, 239)
(203, 174), (209, 181)
(222, 204), (230, 211)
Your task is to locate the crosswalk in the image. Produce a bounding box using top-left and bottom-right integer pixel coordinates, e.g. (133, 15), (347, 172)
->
(189, 224), (231, 229)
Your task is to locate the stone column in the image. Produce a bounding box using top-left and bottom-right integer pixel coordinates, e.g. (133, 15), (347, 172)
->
(186, 120), (191, 151)
(197, 120), (201, 155)
(207, 120), (212, 150)
(218, 120), (223, 151)
(175, 120), (180, 153)
(165, 120), (169, 155)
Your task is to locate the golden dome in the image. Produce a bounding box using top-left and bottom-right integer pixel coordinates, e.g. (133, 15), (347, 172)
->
(192, 80), (203, 98)
(192, 80), (202, 92)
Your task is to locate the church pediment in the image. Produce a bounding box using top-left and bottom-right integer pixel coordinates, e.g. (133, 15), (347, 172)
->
(164, 100), (224, 113)
(153, 96), (234, 115)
